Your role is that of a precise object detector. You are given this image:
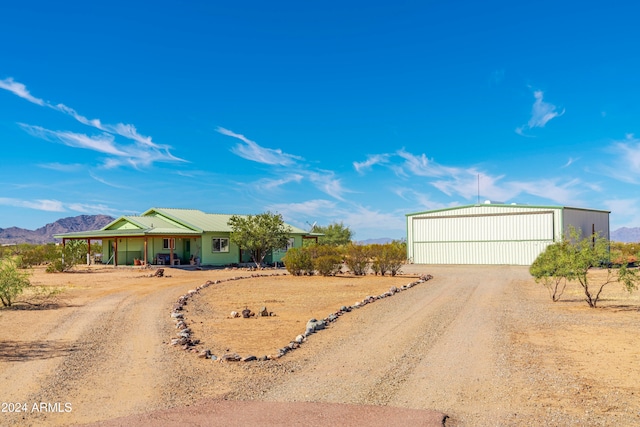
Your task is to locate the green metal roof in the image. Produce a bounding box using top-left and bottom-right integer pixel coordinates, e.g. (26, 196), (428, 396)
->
(55, 207), (311, 239)
(143, 208), (309, 234)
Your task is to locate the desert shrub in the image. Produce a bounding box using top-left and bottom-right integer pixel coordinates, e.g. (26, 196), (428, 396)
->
(385, 241), (407, 276)
(369, 242), (407, 276)
(46, 240), (87, 272)
(282, 247), (313, 276)
(0, 257), (31, 307)
(344, 243), (371, 275)
(19, 244), (52, 268)
(529, 241), (570, 302)
(609, 241), (639, 266)
(311, 245), (343, 276)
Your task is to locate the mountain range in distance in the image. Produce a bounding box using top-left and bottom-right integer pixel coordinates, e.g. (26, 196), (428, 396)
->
(610, 227), (640, 243)
(0, 215), (115, 245)
(1, 215), (639, 245)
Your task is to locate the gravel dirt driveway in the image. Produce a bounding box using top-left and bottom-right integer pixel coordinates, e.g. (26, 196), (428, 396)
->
(1, 264), (638, 426)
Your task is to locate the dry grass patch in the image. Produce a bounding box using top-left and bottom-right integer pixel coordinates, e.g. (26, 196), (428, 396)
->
(559, 268), (640, 308)
(185, 274), (422, 357)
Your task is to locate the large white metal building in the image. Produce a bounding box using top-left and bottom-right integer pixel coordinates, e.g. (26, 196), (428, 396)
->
(406, 203), (610, 265)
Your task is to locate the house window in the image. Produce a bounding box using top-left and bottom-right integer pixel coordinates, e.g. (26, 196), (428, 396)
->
(163, 238), (175, 249)
(212, 237), (229, 253)
(280, 238), (295, 251)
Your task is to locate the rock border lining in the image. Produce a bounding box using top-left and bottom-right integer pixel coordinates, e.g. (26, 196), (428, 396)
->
(168, 273), (434, 362)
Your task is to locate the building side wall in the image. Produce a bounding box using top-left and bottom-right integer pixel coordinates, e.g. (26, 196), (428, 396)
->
(201, 232), (241, 266)
(562, 209), (610, 240)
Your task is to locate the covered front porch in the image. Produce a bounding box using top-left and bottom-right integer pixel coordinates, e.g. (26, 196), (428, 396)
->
(61, 231), (202, 267)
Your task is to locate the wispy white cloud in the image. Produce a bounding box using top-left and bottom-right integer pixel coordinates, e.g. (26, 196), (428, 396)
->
(562, 157), (578, 168)
(396, 149), (458, 178)
(432, 170), (584, 205)
(393, 187), (453, 211)
(353, 154), (390, 174)
(309, 171), (349, 200)
(54, 103), (165, 150)
(0, 77), (45, 106)
(89, 173), (130, 189)
(218, 127), (303, 166)
(603, 198), (640, 228)
(395, 148), (584, 205)
(508, 178), (583, 205)
(20, 124), (182, 169)
(339, 205), (406, 237)
(20, 124), (127, 156)
(529, 91), (565, 128)
(65, 202), (121, 216)
(268, 199), (338, 218)
(259, 174), (304, 190)
(38, 162), (85, 172)
(516, 90), (565, 136)
(615, 134), (640, 174)
(599, 134), (640, 184)
(0, 197), (66, 212)
(0, 196), (122, 216)
(431, 170), (504, 200)
(218, 127), (353, 200)
(268, 199), (405, 239)
(2, 77), (184, 166)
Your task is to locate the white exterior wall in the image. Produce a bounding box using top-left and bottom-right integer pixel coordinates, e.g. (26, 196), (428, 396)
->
(407, 204), (609, 265)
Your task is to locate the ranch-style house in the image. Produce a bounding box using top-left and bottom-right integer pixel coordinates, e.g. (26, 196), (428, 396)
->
(54, 208), (318, 267)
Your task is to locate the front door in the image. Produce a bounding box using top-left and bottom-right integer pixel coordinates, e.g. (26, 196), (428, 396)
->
(184, 239), (191, 263)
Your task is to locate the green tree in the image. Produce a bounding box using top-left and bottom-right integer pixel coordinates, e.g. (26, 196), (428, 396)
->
(530, 227), (640, 308)
(529, 241), (571, 301)
(0, 257), (31, 307)
(311, 222), (353, 246)
(228, 212), (292, 268)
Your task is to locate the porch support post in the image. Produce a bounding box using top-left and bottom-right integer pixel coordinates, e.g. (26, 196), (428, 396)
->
(114, 240), (118, 266)
(87, 239), (91, 265)
(144, 238), (148, 265)
(169, 238), (174, 266)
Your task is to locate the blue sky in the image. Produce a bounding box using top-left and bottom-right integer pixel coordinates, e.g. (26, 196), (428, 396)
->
(2, 1), (640, 240)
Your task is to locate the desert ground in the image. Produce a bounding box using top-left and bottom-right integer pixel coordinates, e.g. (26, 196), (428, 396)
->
(0, 263), (639, 426)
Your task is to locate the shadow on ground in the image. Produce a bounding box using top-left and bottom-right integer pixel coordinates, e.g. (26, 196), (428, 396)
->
(0, 340), (80, 362)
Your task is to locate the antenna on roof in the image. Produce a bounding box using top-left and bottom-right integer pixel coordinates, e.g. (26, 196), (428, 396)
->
(306, 221), (317, 232)
(477, 174), (480, 205)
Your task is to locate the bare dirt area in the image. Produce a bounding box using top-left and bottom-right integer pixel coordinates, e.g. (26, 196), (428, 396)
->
(0, 264), (639, 426)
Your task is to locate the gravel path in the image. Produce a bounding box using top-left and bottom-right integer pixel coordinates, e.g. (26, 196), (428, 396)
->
(2, 265), (638, 426)
(238, 265), (522, 425)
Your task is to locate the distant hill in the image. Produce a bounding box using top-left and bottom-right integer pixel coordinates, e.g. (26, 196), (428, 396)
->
(0, 215), (115, 245)
(611, 227), (640, 243)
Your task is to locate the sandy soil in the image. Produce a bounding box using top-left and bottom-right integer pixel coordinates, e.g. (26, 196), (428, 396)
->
(0, 264), (638, 426)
